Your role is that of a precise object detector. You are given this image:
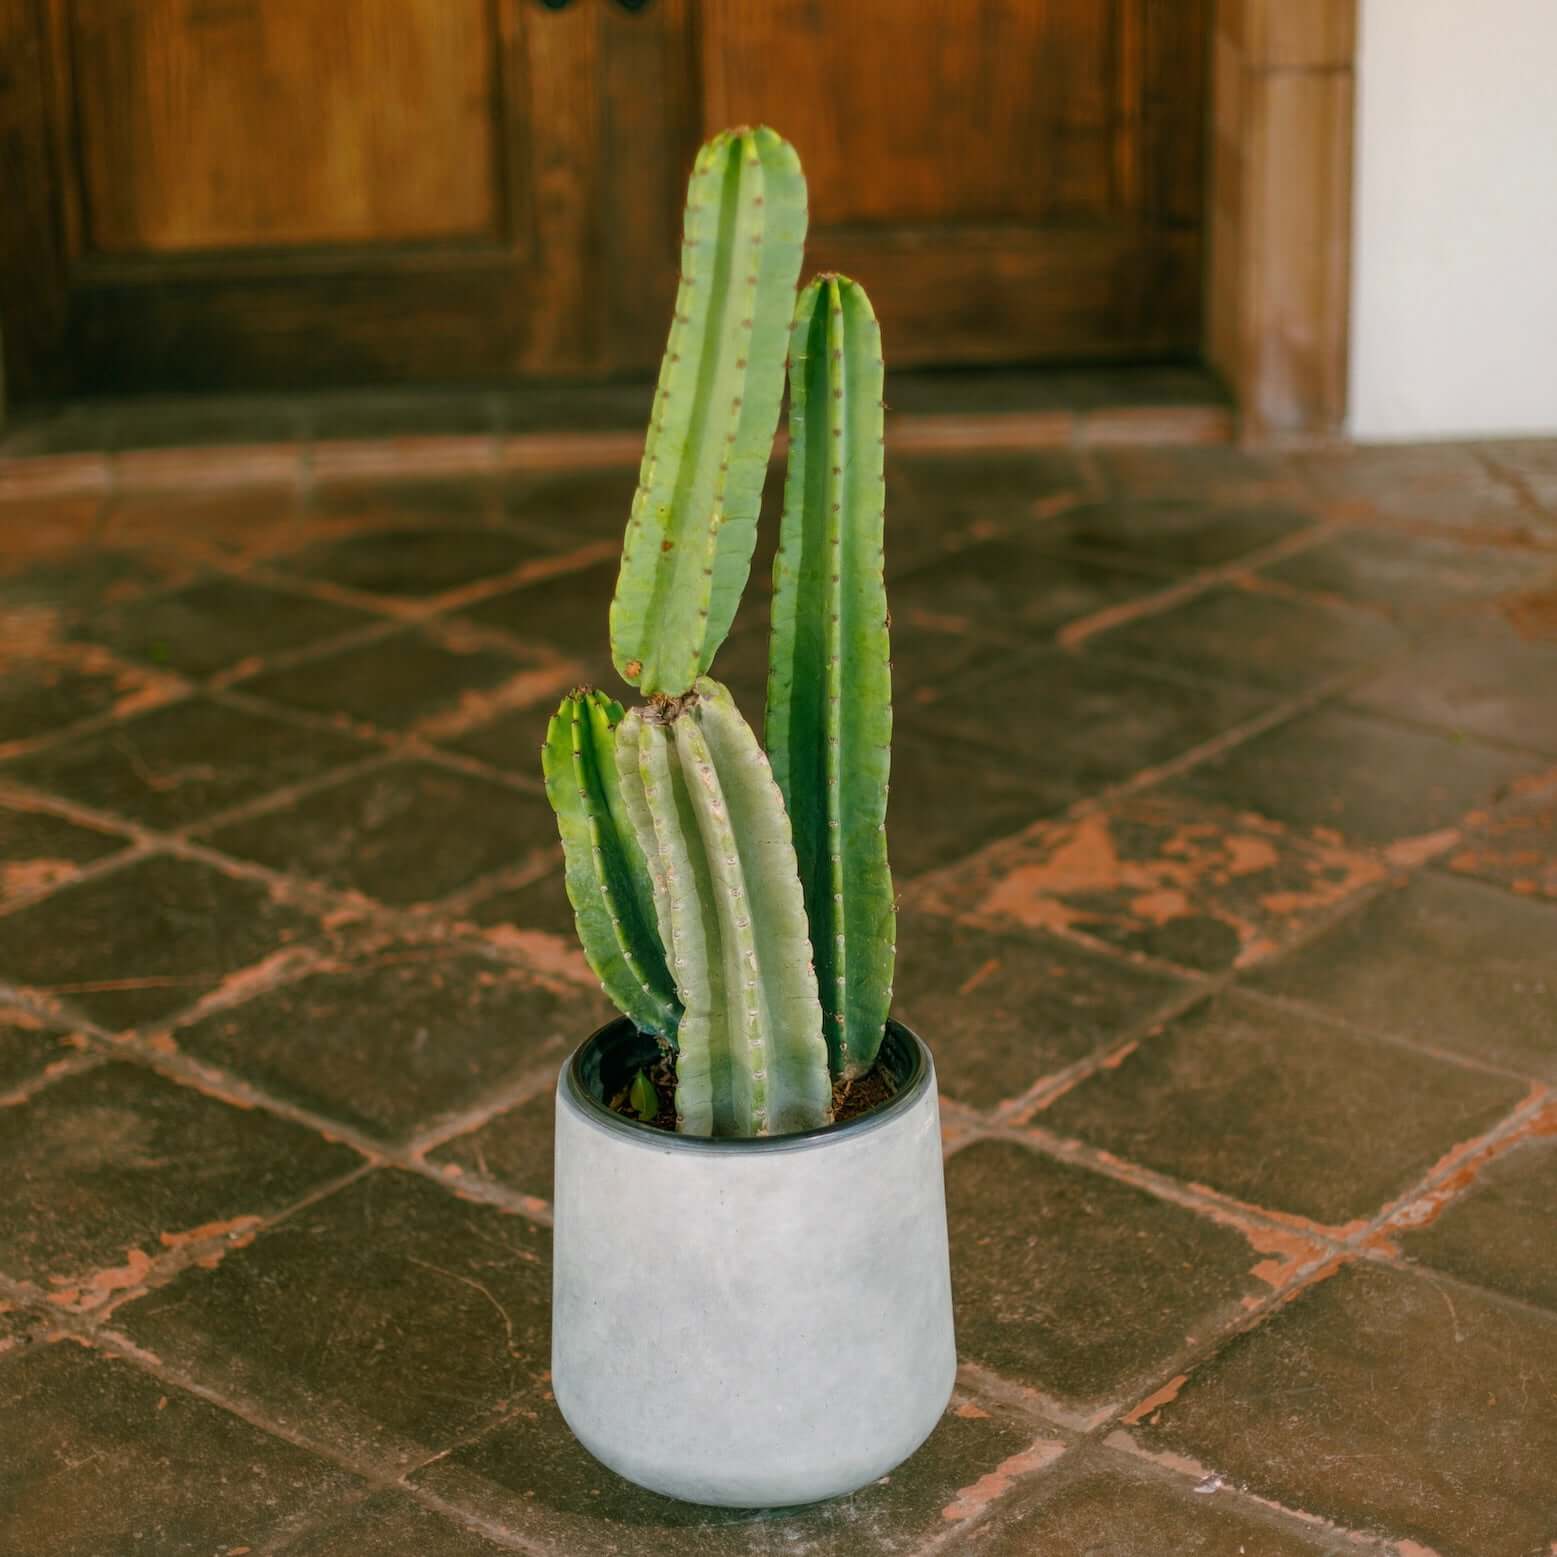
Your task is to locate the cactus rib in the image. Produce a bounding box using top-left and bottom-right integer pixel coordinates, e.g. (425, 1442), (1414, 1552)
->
(541, 691), (680, 1037)
(610, 127), (808, 697)
(619, 679), (831, 1136)
(766, 276), (895, 1078)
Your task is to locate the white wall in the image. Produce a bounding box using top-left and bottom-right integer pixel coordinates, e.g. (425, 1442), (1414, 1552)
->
(1348, 0), (1557, 441)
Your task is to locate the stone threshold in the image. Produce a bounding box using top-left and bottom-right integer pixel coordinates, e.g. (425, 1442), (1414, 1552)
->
(0, 366), (1234, 500)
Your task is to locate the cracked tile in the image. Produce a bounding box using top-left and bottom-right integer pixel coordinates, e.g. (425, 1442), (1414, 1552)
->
(200, 761), (553, 906)
(944, 1141), (1290, 1413)
(1038, 991), (1529, 1227)
(911, 795), (1384, 973)
(0, 1061), (357, 1295)
(1132, 1261), (1557, 1557)
(1247, 871), (1557, 1081)
(4, 698), (373, 831)
(117, 1170), (549, 1473)
(891, 909), (1194, 1110)
(0, 854), (319, 1029)
(0, 1341), (361, 1557)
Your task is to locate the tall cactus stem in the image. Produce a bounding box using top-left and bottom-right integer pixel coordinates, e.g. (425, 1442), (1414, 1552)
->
(766, 276), (895, 1078)
(610, 128), (808, 697)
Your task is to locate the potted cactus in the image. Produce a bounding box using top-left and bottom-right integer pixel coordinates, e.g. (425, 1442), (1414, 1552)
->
(541, 127), (955, 1508)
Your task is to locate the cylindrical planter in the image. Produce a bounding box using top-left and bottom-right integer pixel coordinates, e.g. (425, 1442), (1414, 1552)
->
(552, 1017), (956, 1508)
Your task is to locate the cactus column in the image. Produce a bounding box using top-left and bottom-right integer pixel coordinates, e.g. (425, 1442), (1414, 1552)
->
(542, 690), (680, 1038)
(765, 276), (895, 1079)
(610, 128), (808, 698)
(617, 679), (833, 1137)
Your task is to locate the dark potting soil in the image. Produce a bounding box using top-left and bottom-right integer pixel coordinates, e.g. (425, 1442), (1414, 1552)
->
(607, 1042), (898, 1135)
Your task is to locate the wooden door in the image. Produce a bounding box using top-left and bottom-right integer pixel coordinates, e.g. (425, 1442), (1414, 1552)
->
(1, 0), (1208, 402)
(1, 0), (696, 399)
(699, 0), (1209, 367)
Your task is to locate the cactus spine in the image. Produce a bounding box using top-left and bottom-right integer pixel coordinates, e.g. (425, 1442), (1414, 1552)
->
(766, 276), (895, 1078)
(616, 679), (832, 1137)
(542, 690), (680, 1038)
(609, 127), (808, 697)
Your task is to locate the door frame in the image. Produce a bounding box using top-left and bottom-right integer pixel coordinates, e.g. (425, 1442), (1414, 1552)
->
(1205, 0), (1357, 444)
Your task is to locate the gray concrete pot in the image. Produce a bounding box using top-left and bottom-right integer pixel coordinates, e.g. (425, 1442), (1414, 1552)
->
(551, 1017), (956, 1508)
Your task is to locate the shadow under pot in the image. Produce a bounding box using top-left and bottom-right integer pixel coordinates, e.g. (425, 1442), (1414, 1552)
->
(551, 1015), (957, 1508)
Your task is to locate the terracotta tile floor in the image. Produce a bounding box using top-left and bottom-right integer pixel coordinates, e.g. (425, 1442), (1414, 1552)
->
(1, 434), (1556, 1556)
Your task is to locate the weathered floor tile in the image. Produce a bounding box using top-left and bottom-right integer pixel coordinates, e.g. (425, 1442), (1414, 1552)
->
(1295, 442), (1549, 542)
(1349, 628), (1557, 756)
(962, 1450), (1342, 1556)
(0, 544), (187, 625)
(0, 854), (318, 1029)
(455, 555), (616, 663)
(0, 1341), (361, 1557)
(1247, 871), (1557, 1081)
(272, 1490), (519, 1557)
(4, 698), (374, 831)
(441, 698), (556, 777)
(888, 724), (1071, 880)
(117, 1169), (550, 1472)
(1039, 992), (1528, 1227)
(891, 910), (1193, 1110)
(430, 1088), (556, 1203)
(1134, 1262), (1557, 1557)
(1167, 705), (1537, 849)
(271, 526), (536, 599)
(0, 646), (181, 750)
(462, 871), (574, 943)
(1447, 778), (1557, 899)
(944, 1141), (1284, 1413)
(100, 485), (307, 562)
(236, 627), (559, 735)
(1031, 499), (1314, 569)
(1396, 1110), (1557, 1314)
(894, 449), (1094, 536)
(173, 944), (585, 1143)
(910, 796), (1383, 973)
(889, 543), (1171, 645)
(0, 1061), (358, 1297)
(1088, 585), (1408, 694)
(1261, 525), (1554, 616)
(200, 761), (554, 906)
(1099, 445), (1297, 503)
(912, 651), (1268, 812)
(502, 463), (638, 541)
(78, 574), (382, 680)
(0, 797), (126, 903)
(414, 1386), (1059, 1557)
(0, 1006), (91, 1093)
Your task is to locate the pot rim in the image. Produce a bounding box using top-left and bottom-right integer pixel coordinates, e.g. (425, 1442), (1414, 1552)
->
(561, 1016), (933, 1154)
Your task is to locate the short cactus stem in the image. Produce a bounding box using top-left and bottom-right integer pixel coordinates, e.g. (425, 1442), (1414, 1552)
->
(617, 679), (832, 1137)
(542, 690), (680, 1038)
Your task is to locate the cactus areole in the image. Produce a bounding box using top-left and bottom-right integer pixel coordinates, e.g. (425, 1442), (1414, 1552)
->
(542, 125), (903, 1140)
(544, 126), (956, 1511)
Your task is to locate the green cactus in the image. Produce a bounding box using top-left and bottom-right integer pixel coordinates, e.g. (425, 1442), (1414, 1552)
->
(541, 128), (904, 1137)
(609, 127), (808, 698)
(616, 679), (832, 1137)
(541, 689), (680, 1038)
(766, 276), (895, 1079)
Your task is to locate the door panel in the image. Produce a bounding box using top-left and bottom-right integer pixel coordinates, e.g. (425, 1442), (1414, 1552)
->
(700, 0), (1208, 365)
(71, 0), (499, 253)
